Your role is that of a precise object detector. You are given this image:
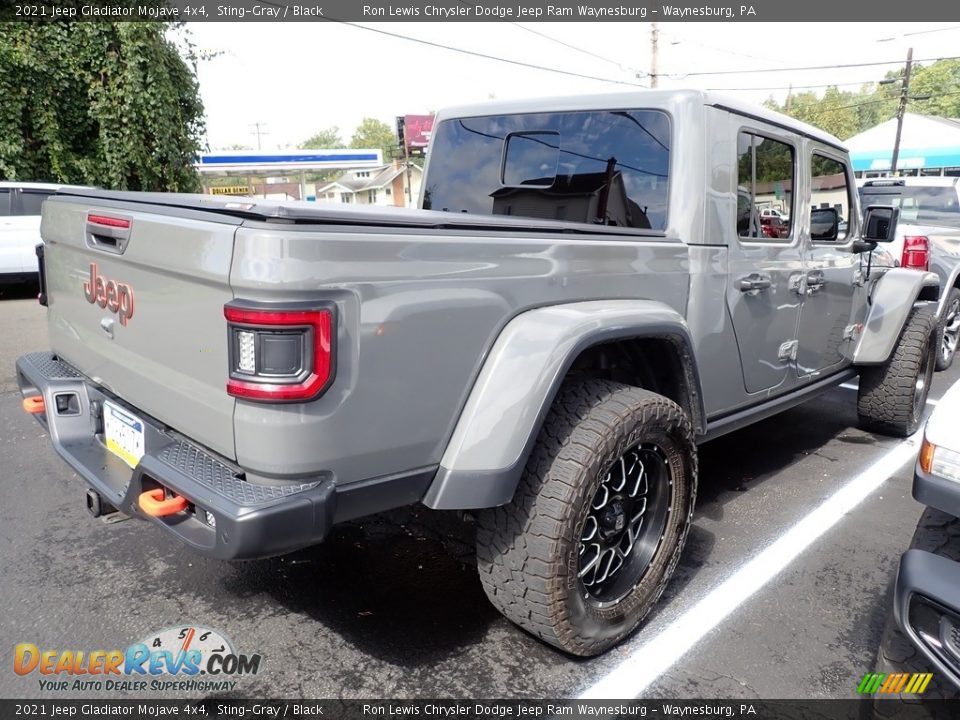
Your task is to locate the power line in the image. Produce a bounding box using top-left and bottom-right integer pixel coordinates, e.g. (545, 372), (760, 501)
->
(707, 79), (891, 93)
(255, 2), (643, 88)
(332, 21), (644, 87)
(804, 89), (960, 115)
(876, 25), (960, 41)
(659, 30), (787, 67)
(330, 21), (644, 87)
(508, 22), (645, 77)
(458, 0), (649, 77)
(669, 55), (960, 78)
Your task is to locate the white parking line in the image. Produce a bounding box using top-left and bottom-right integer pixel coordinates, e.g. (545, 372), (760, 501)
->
(579, 430), (922, 699)
(839, 381), (939, 406)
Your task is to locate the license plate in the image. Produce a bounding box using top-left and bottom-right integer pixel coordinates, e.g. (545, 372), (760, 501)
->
(104, 401), (145, 469)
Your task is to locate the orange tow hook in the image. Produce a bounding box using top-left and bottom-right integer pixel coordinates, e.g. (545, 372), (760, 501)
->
(22, 395), (45, 414)
(138, 488), (188, 517)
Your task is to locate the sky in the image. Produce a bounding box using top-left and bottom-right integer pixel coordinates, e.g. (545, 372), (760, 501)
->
(186, 21), (960, 150)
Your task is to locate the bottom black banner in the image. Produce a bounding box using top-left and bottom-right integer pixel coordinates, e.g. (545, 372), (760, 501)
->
(3, 699), (959, 720)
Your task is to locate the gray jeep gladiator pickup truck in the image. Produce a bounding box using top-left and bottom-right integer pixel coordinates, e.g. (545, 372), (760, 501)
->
(17, 90), (940, 656)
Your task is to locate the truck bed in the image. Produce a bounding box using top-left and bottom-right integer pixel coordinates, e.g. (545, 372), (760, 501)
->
(56, 188), (667, 237)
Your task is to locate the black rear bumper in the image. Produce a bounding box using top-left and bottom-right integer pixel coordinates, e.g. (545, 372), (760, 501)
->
(16, 351), (336, 559)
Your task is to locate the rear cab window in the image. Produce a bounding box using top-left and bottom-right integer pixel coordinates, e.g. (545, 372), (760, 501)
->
(423, 109), (671, 230)
(0, 189), (10, 216)
(860, 182), (960, 228)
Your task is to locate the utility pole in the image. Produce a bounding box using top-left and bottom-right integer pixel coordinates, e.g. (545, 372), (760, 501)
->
(650, 22), (659, 88)
(890, 47), (913, 176)
(249, 122), (269, 151)
(786, 83), (793, 113)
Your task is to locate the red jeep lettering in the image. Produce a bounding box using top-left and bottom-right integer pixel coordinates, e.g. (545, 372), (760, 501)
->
(83, 263), (134, 326)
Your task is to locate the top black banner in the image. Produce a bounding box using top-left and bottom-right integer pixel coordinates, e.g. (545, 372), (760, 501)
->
(2, 0), (960, 22)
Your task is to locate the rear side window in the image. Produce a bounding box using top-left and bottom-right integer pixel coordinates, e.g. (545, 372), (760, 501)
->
(737, 132), (794, 242)
(0, 189), (10, 216)
(16, 191), (52, 216)
(423, 110), (671, 230)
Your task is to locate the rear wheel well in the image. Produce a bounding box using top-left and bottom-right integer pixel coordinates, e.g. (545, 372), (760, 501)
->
(565, 337), (703, 431)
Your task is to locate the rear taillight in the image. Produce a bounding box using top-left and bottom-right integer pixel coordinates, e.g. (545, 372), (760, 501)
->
(901, 235), (930, 271)
(224, 303), (335, 402)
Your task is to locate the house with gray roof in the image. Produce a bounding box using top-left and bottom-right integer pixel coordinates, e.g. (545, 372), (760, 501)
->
(317, 161), (423, 207)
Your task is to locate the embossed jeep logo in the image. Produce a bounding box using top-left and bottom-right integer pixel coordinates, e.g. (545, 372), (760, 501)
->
(83, 262), (135, 326)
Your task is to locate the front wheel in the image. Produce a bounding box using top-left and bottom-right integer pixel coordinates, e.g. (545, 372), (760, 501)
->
(858, 305), (937, 437)
(475, 380), (697, 656)
(936, 287), (960, 372)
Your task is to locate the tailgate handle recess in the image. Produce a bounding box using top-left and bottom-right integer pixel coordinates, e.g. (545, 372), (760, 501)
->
(86, 214), (132, 254)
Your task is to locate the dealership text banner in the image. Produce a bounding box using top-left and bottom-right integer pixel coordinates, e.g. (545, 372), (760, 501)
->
(3, 0), (960, 22)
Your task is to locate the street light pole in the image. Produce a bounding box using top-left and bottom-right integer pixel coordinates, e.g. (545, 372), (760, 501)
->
(890, 48), (913, 176)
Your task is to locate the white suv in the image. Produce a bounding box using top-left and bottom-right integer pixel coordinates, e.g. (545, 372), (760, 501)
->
(0, 182), (89, 283)
(860, 177), (960, 370)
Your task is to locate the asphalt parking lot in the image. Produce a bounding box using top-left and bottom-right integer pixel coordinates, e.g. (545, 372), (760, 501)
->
(1, 283), (958, 701)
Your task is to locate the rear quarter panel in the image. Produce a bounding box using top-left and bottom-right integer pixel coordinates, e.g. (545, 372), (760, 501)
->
(229, 224), (692, 485)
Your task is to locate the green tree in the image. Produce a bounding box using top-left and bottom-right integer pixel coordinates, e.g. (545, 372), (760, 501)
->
(907, 60), (960, 119)
(0, 22), (205, 191)
(765, 59), (960, 142)
(350, 117), (398, 161)
(302, 126), (345, 149)
(766, 87), (861, 140)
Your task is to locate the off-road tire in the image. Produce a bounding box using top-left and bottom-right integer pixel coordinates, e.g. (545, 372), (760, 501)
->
(475, 379), (697, 656)
(935, 287), (960, 372)
(858, 306), (937, 437)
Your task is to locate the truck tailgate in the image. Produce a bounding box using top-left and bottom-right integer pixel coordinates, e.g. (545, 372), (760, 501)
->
(41, 197), (238, 460)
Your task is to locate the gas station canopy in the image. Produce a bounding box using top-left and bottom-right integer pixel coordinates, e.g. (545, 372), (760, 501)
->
(195, 149), (383, 175)
(846, 113), (960, 173)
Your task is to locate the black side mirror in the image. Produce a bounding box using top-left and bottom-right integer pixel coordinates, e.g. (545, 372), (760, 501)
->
(811, 207), (839, 241)
(851, 239), (877, 254)
(862, 205), (899, 242)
